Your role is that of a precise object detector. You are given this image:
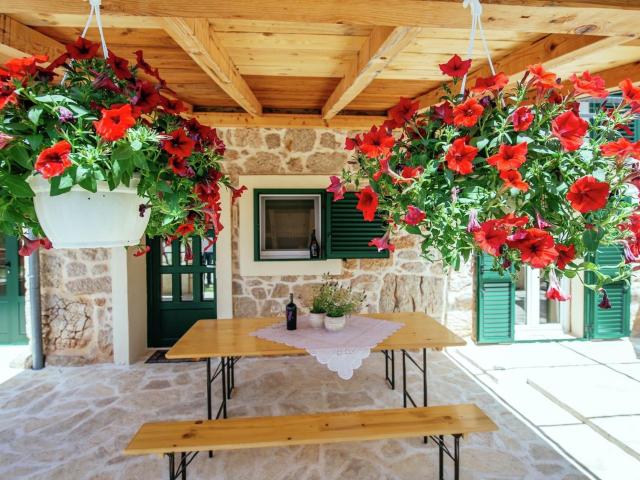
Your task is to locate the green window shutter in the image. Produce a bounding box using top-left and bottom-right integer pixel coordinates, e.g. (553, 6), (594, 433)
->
(325, 192), (389, 259)
(584, 246), (631, 339)
(475, 253), (515, 344)
(587, 97), (639, 141)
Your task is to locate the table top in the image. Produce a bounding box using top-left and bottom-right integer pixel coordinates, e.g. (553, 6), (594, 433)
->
(166, 312), (465, 359)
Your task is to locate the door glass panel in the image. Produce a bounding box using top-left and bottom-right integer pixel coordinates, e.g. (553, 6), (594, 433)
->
(201, 236), (215, 267)
(202, 273), (214, 301)
(18, 255), (25, 296)
(180, 239), (193, 266)
(540, 279), (562, 324)
(514, 268), (526, 325)
(161, 241), (173, 266)
(181, 273), (194, 301)
(161, 274), (173, 302)
(0, 236), (6, 296)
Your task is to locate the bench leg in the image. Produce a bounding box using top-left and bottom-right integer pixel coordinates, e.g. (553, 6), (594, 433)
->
(454, 434), (460, 480)
(438, 435), (444, 480)
(166, 452), (198, 480)
(400, 348), (428, 443)
(383, 350), (395, 389)
(430, 433), (461, 479)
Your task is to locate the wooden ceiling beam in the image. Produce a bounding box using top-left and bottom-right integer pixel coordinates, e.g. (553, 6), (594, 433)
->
(194, 112), (386, 130)
(596, 61), (640, 88)
(413, 34), (634, 108)
(2, 1), (640, 36)
(0, 14), (65, 61)
(163, 18), (262, 116)
(322, 26), (421, 120)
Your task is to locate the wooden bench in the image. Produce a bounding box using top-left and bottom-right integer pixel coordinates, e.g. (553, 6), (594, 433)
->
(125, 404), (497, 480)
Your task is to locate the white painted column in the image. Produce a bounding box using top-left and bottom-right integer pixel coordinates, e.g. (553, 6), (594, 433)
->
(525, 266), (540, 326)
(110, 247), (130, 364)
(216, 189), (234, 319)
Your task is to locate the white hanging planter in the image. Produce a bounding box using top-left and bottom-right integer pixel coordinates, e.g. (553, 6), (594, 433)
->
(28, 175), (150, 249)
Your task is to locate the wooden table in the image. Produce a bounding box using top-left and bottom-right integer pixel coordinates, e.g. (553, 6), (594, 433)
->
(166, 312), (465, 425)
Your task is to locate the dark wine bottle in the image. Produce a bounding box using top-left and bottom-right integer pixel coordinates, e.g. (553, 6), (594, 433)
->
(286, 293), (297, 330)
(309, 229), (320, 259)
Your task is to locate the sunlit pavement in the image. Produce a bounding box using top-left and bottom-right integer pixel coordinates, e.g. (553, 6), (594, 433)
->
(0, 345), (29, 385)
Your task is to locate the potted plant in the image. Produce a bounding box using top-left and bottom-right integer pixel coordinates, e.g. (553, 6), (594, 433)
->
(331, 56), (640, 303)
(324, 284), (366, 331)
(309, 281), (332, 328)
(0, 37), (244, 254)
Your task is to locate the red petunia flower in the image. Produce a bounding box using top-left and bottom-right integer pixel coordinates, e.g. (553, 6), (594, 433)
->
(508, 228), (558, 268)
(372, 156), (392, 182)
(404, 206), (426, 226)
(570, 71), (608, 98)
(160, 96), (188, 114)
(473, 220), (508, 256)
(355, 186), (379, 222)
(487, 142), (528, 171)
(556, 244), (576, 270)
(45, 52), (70, 72)
(445, 138), (477, 175)
(453, 98), (484, 127)
(528, 64), (559, 92)
(359, 126), (395, 159)
(496, 212), (529, 229)
(18, 237), (52, 257)
(326, 175), (346, 202)
(439, 54), (472, 78)
(600, 138), (640, 162)
(566, 176), (610, 213)
(368, 231), (395, 253)
(552, 110), (589, 152)
(500, 170), (529, 192)
(231, 185), (247, 204)
(106, 52), (131, 80)
(547, 271), (570, 301)
(345, 134), (363, 151)
(619, 79), (640, 111)
(176, 222), (195, 237)
(400, 165), (423, 180)
(66, 37), (100, 60)
(471, 72), (509, 95)
(388, 97), (420, 127)
(3, 55), (48, 78)
(0, 81), (17, 110)
(162, 129), (195, 158)
(93, 104), (136, 141)
(511, 106), (534, 132)
(132, 80), (161, 113)
(35, 140), (72, 179)
(168, 156), (194, 177)
(432, 101), (454, 125)
(133, 245), (151, 257)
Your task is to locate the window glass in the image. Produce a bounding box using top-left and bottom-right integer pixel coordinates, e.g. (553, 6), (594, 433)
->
(181, 273), (194, 301)
(202, 273), (215, 301)
(161, 274), (172, 302)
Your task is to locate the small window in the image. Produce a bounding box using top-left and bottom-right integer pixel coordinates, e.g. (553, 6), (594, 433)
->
(257, 192), (321, 260)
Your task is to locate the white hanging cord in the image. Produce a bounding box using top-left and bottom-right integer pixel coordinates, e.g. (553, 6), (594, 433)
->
(460, 0), (496, 94)
(81, 5), (95, 38)
(90, 0), (109, 59)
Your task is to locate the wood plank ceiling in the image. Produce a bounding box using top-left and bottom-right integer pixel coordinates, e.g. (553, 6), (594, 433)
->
(1, 1), (640, 128)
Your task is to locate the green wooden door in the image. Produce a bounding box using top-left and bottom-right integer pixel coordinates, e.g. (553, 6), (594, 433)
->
(584, 246), (631, 340)
(147, 234), (217, 347)
(0, 235), (27, 345)
(476, 253), (515, 344)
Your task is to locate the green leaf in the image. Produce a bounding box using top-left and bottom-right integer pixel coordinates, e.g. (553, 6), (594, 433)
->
(34, 94), (74, 104)
(28, 106), (43, 126)
(130, 139), (143, 151)
(8, 144), (32, 169)
(1, 175), (34, 198)
(79, 175), (97, 193)
(582, 229), (599, 251)
(25, 134), (43, 151)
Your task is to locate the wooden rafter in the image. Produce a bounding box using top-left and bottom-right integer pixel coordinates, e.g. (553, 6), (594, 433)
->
(0, 14), (64, 61)
(2, 1), (640, 36)
(414, 34), (635, 108)
(322, 26), (421, 120)
(194, 112), (386, 130)
(597, 61), (640, 88)
(163, 18), (262, 116)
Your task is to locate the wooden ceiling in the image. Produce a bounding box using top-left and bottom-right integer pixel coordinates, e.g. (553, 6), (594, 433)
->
(2, 1), (640, 129)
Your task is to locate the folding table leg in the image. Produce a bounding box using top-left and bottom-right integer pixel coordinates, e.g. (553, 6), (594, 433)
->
(438, 435), (444, 480)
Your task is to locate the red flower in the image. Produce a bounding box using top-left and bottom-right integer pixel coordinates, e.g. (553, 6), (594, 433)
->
(439, 54), (472, 78)
(35, 140), (72, 179)
(160, 96), (188, 114)
(552, 111), (588, 152)
(168, 156), (194, 177)
(133, 245), (151, 257)
(106, 52), (131, 80)
(372, 156), (392, 182)
(471, 72), (509, 95)
(176, 222), (195, 237)
(600, 138), (640, 162)
(345, 134), (363, 151)
(487, 142), (528, 171)
(400, 166), (423, 180)
(547, 271), (570, 301)
(18, 237), (52, 256)
(45, 52), (70, 72)
(528, 64), (559, 92)
(404, 206), (426, 226)
(473, 220), (508, 256)
(496, 212), (529, 229)
(359, 126), (395, 159)
(570, 71), (608, 98)
(132, 81), (161, 113)
(619, 79), (640, 111)
(566, 176), (610, 213)
(432, 101), (454, 125)
(453, 98), (484, 127)
(231, 185), (247, 204)
(368, 231), (395, 252)
(326, 175), (346, 202)
(355, 186), (379, 222)
(0, 82), (17, 110)
(500, 170), (529, 192)
(511, 106), (534, 132)
(66, 37), (100, 60)
(162, 129), (195, 158)
(2, 55), (48, 78)
(508, 228), (558, 268)
(445, 138), (477, 175)
(388, 97), (420, 127)
(556, 244), (576, 270)
(93, 104), (136, 141)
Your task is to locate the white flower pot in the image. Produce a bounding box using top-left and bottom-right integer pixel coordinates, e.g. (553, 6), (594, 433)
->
(308, 312), (325, 328)
(324, 315), (346, 332)
(28, 175), (150, 249)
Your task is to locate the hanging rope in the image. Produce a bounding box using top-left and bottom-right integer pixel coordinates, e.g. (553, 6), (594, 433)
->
(80, 0), (109, 58)
(460, 0), (496, 94)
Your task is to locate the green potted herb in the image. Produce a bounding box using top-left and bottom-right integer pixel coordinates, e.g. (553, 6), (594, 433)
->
(324, 285), (365, 331)
(308, 281), (332, 328)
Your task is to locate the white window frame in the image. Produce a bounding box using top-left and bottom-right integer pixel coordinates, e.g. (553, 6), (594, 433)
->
(258, 193), (322, 260)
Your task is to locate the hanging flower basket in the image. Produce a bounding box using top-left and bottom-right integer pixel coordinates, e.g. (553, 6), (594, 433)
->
(27, 175), (149, 248)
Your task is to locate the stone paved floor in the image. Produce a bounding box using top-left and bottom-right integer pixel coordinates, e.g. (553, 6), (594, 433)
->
(0, 351), (587, 479)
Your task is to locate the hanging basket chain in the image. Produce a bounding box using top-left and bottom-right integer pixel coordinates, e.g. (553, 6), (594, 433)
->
(460, 0), (496, 94)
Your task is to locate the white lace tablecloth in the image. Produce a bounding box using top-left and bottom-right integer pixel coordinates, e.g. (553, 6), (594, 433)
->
(250, 315), (404, 380)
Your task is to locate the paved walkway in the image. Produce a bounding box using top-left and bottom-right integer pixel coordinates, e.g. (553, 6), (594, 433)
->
(449, 339), (640, 480)
(0, 351), (585, 479)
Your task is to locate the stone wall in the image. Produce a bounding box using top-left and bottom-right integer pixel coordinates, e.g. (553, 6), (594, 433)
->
(218, 127), (474, 335)
(39, 248), (113, 365)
